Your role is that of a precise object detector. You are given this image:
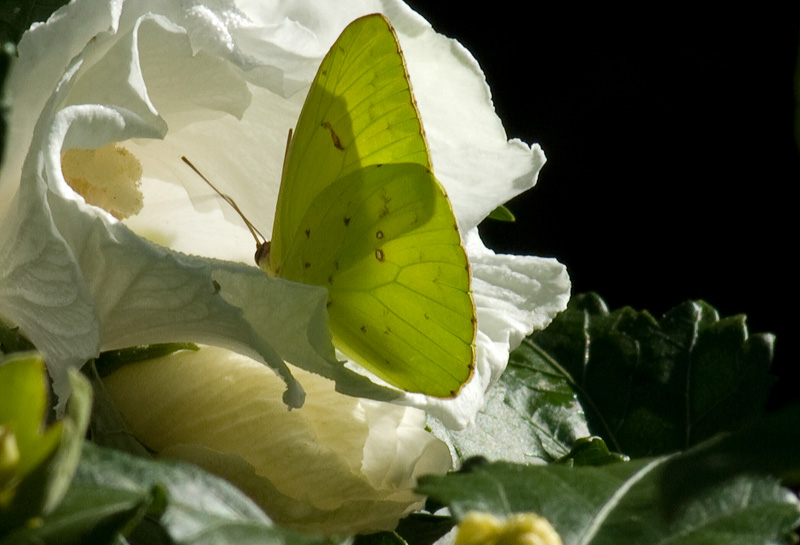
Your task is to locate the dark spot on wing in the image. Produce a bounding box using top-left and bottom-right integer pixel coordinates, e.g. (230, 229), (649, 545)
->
(378, 188), (392, 218)
(375, 249), (385, 262)
(321, 121), (344, 150)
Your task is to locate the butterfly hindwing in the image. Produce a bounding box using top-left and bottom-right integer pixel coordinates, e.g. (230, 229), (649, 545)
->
(282, 163), (474, 396)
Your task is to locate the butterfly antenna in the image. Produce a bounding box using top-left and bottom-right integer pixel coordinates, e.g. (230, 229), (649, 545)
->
(180, 156), (266, 246)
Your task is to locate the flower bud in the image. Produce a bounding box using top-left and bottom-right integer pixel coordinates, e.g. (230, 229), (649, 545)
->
(455, 511), (563, 545)
(103, 346), (453, 534)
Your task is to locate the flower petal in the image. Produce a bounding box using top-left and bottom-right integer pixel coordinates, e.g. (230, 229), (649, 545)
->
(1, 0), (570, 427)
(102, 346), (452, 534)
(387, 7), (548, 230)
(1, 41), (316, 408)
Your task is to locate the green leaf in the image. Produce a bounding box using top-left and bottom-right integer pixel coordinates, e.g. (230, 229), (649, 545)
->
(429, 336), (590, 465)
(486, 205), (516, 222)
(0, 354), (61, 486)
(394, 513), (454, 545)
(10, 442), (334, 545)
(2, 481), (167, 545)
(48, 366), (93, 510)
(1, 353), (91, 533)
(418, 458), (800, 545)
(530, 293), (774, 457)
(660, 403), (800, 514)
(0, 320), (36, 355)
(556, 437), (628, 467)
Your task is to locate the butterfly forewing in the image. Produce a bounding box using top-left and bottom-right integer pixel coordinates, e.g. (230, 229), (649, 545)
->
(271, 14), (430, 274)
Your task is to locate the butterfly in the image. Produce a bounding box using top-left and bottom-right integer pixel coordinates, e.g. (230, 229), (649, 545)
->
(191, 14), (476, 398)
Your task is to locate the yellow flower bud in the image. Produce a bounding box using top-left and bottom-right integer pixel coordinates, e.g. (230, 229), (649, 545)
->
(455, 511), (563, 545)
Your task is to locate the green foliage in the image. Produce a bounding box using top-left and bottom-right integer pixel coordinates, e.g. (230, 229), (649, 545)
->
(3, 286), (796, 544)
(3, 442), (337, 545)
(355, 513), (455, 545)
(407, 293), (797, 544)
(530, 293), (774, 457)
(0, 342), (341, 544)
(660, 403), (800, 514)
(0, 320), (35, 355)
(417, 457), (800, 545)
(486, 205), (516, 222)
(556, 436), (628, 467)
(431, 292), (776, 468)
(430, 333), (590, 464)
(396, 513), (454, 545)
(0, 353), (62, 521)
(0, 353), (92, 536)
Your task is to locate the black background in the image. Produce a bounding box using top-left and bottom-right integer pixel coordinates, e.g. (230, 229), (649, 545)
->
(404, 5), (799, 407)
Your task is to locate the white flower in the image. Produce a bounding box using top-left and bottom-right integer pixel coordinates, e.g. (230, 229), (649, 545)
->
(0, 0), (569, 429)
(102, 346), (452, 534)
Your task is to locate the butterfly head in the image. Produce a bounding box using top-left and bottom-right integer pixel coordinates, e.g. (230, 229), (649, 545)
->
(255, 241), (276, 275)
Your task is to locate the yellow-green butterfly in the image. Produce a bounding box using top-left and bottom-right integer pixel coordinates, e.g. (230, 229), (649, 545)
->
(195, 14), (476, 397)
